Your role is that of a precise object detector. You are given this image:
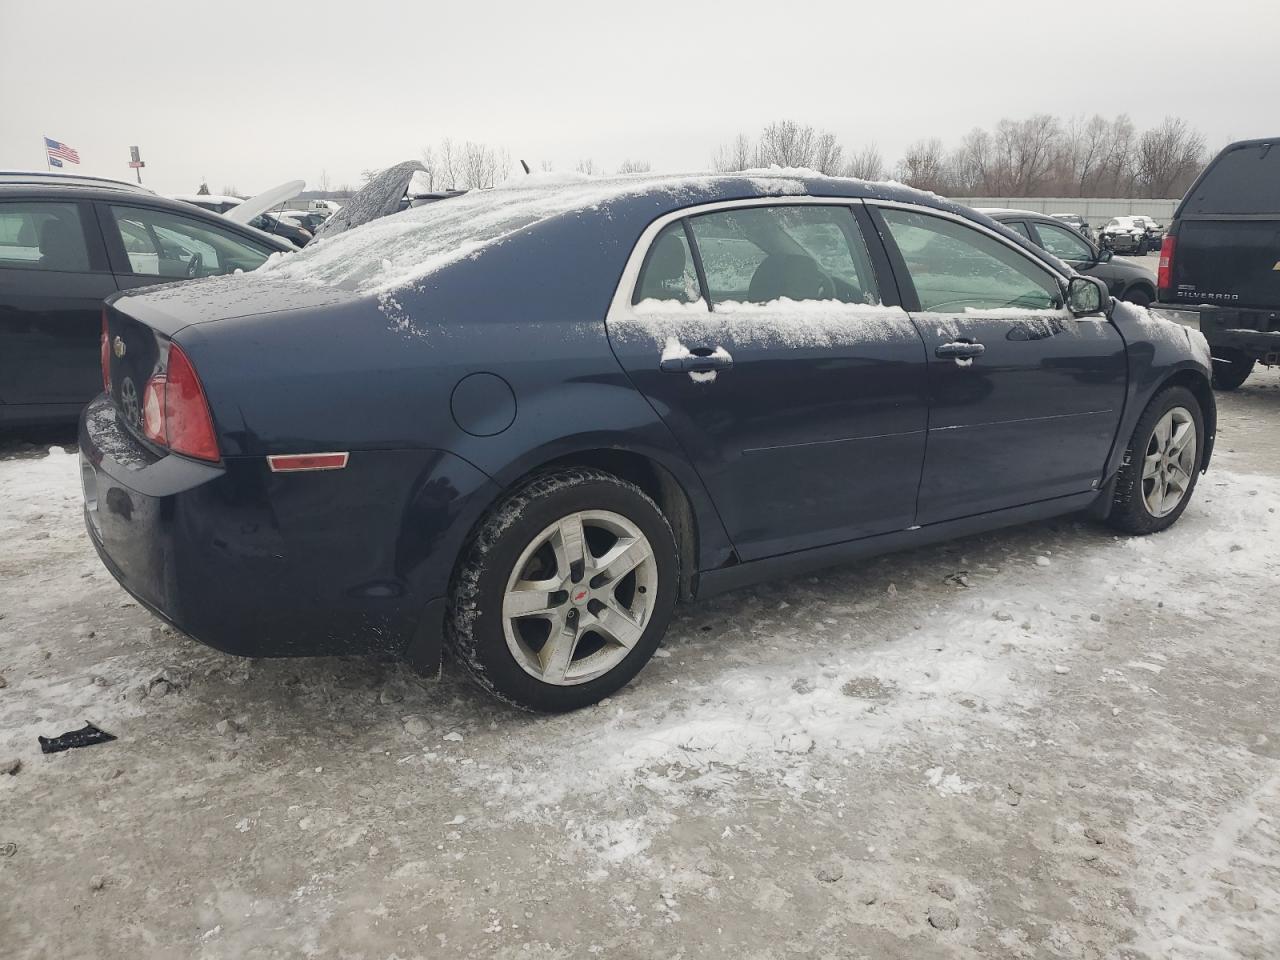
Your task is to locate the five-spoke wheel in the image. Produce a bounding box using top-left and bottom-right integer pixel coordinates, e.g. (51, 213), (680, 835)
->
(1140, 407), (1197, 519)
(448, 468), (677, 711)
(502, 510), (658, 685)
(1108, 385), (1205, 534)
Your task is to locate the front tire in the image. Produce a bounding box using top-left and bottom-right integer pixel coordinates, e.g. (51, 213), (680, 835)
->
(447, 468), (678, 711)
(1106, 386), (1204, 535)
(1211, 349), (1255, 391)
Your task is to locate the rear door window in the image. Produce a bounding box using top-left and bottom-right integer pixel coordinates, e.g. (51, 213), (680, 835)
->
(107, 205), (273, 278)
(0, 201), (91, 272)
(688, 205), (880, 306)
(879, 208), (1062, 313)
(1035, 222), (1094, 263)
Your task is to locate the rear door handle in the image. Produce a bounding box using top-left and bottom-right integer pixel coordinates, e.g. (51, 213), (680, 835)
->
(660, 349), (733, 374)
(935, 341), (985, 360)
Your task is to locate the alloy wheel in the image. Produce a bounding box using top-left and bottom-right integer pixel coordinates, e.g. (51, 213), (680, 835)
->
(1141, 406), (1197, 518)
(501, 510), (658, 685)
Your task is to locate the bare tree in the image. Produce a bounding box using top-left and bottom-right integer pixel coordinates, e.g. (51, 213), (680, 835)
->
(712, 133), (755, 172)
(576, 158), (597, 175)
(844, 143), (884, 181)
(952, 128), (993, 193)
(437, 139), (462, 190)
(1134, 117), (1206, 198)
(895, 139), (950, 193)
(756, 120), (817, 167)
(989, 114), (1060, 194)
(617, 159), (652, 174)
(418, 146), (437, 190)
(461, 141), (499, 189)
(810, 131), (843, 175)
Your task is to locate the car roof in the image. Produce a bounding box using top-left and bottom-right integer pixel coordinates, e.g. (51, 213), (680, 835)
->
(0, 182), (296, 250)
(976, 207), (1043, 219)
(0, 170), (154, 194)
(259, 169), (1068, 295)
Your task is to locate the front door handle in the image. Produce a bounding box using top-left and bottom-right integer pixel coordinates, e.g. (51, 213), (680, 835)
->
(935, 341), (986, 360)
(660, 348), (734, 374)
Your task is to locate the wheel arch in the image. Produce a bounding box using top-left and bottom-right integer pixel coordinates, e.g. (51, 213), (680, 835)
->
(1155, 367), (1217, 471)
(491, 447), (708, 600)
(1122, 279), (1156, 303)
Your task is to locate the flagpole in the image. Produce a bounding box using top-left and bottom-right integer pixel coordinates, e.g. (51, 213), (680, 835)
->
(43, 136), (49, 172)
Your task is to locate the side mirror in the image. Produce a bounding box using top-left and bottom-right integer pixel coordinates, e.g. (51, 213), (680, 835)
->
(1097, 248), (1114, 264)
(1067, 275), (1112, 317)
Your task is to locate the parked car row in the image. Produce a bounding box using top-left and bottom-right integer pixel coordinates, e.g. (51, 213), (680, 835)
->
(79, 171), (1216, 711)
(980, 209), (1157, 305)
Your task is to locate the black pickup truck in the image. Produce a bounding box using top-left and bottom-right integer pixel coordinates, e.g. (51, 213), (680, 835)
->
(1158, 137), (1280, 390)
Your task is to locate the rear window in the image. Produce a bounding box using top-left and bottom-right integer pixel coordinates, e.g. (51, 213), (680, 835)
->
(1183, 142), (1280, 215)
(0, 201), (90, 272)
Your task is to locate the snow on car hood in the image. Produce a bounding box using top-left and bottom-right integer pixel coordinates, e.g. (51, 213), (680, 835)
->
(257, 171), (828, 296)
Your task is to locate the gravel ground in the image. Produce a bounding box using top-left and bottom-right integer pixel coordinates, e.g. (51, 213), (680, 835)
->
(1, 366), (1278, 960)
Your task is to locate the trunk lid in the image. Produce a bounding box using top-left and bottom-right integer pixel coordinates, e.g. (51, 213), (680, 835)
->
(103, 274), (359, 443)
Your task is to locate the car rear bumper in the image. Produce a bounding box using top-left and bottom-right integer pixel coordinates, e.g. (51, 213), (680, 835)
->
(1192, 307), (1280, 361)
(79, 395), (499, 663)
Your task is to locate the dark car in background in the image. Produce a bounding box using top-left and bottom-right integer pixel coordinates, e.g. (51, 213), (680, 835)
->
(283, 209), (332, 233)
(1158, 136), (1280, 390)
(0, 174), (292, 427)
(982, 208), (1158, 305)
(247, 211), (313, 247)
(80, 172), (1216, 712)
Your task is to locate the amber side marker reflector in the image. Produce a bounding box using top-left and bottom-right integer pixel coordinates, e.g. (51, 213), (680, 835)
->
(267, 452), (350, 473)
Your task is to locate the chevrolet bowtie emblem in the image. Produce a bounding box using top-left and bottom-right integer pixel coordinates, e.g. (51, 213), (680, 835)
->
(113, 336), (126, 358)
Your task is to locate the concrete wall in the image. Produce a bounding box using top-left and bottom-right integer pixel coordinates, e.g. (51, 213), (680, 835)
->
(952, 197), (1179, 223)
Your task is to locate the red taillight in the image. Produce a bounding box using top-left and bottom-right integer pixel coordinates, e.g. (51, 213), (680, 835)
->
(100, 309), (110, 393)
(1157, 234), (1175, 292)
(140, 343), (219, 462)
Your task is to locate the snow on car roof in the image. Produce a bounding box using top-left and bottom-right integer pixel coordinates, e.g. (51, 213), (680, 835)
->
(257, 169), (902, 296)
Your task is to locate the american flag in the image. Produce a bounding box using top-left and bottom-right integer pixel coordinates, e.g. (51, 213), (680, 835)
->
(44, 137), (80, 165)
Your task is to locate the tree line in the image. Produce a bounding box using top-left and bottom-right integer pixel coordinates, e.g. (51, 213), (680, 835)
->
(712, 115), (1209, 199)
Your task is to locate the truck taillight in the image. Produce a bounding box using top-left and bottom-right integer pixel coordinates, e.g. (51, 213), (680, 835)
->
(140, 343), (220, 462)
(1157, 235), (1175, 293)
(100, 309), (110, 393)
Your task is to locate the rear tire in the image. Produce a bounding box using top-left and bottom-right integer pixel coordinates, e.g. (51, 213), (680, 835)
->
(1106, 385), (1204, 535)
(1122, 288), (1152, 307)
(447, 468), (678, 712)
(1211, 349), (1255, 391)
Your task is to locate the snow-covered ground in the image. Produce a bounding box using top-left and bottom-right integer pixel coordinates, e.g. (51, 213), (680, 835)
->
(1, 369), (1278, 959)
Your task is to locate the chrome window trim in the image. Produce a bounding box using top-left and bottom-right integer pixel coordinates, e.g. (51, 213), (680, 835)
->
(607, 196), (864, 322)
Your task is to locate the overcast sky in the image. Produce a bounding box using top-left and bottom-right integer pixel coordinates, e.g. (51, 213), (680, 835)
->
(2, 0), (1276, 196)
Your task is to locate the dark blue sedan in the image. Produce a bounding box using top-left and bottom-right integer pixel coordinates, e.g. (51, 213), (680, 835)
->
(79, 172), (1217, 711)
